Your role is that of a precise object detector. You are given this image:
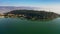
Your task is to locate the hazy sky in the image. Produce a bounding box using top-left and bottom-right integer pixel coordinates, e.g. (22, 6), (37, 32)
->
(0, 0), (60, 14)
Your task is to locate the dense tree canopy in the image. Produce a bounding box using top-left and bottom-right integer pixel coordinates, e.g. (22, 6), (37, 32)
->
(5, 10), (59, 19)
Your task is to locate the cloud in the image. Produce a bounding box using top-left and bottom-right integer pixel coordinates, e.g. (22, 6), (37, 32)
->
(39, 5), (60, 14)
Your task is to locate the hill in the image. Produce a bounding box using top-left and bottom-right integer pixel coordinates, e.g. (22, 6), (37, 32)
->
(5, 10), (59, 19)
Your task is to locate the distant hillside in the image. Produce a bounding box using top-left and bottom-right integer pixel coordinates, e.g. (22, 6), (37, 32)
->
(0, 6), (39, 13)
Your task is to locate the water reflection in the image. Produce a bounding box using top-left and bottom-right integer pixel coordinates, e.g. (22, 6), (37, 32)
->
(0, 16), (60, 34)
(3, 15), (57, 20)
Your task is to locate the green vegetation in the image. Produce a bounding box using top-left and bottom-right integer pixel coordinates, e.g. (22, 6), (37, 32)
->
(5, 10), (60, 20)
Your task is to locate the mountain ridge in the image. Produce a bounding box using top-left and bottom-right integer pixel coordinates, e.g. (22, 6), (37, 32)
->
(0, 6), (39, 13)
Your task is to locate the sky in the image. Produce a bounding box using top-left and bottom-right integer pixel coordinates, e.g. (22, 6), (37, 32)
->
(0, 0), (60, 14)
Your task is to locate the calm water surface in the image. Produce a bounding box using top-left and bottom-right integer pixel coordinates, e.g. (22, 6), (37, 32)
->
(0, 17), (60, 34)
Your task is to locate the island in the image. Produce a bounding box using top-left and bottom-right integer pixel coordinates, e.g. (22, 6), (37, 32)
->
(4, 10), (60, 20)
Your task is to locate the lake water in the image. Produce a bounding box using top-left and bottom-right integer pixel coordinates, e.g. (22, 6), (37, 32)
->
(0, 17), (60, 34)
